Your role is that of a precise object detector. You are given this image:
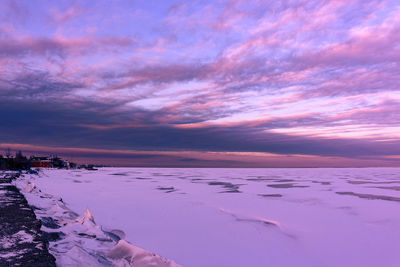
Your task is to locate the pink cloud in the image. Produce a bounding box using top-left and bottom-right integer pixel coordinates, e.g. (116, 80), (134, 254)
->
(51, 6), (83, 24)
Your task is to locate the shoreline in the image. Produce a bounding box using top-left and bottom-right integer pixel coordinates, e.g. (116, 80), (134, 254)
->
(5, 170), (181, 267)
(0, 172), (56, 266)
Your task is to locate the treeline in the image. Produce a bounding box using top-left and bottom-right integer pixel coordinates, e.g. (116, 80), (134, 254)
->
(0, 151), (30, 170)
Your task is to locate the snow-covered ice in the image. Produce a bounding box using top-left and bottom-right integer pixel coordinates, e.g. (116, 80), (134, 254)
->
(16, 168), (400, 267)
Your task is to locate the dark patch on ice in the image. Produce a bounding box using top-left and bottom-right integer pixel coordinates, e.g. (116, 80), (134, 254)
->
(267, 183), (309, 188)
(247, 176), (293, 182)
(96, 237), (113, 242)
(336, 192), (400, 202)
(111, 173), (128, 176)
(347, 180), (372, 185)
(152, 173), (174, 177)
(248, 175), (282, 179)
(157, 186), (177, 193)
(78, 233), (97, 239)
(208, 181), (244, 193)
(274, 179), (295, 183)
(312, 181), (331, 185)
(236, 217), (277, 226)
(43, 231), (65, 242)
(220, 189), (242, 193)
(371, 186), (400, 191)
(73, 180), (82, 183)
(259, 194), (283, 198)
(208, 181), (232, 186)
(136, 177), (151, 180)
(348, 180), (400, 185)
(208, 181), (242, 187)
(41, 217), (61, 229)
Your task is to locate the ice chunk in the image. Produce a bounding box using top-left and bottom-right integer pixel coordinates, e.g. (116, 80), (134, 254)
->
(102, 228), (126, 242)
(107, 240), (182, 267)
(24, 182), (36, 193)
(84, 208), (95, 223)
(79, 208), (96, 225)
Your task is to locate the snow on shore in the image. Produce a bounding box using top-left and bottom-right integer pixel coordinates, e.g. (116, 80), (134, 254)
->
(14, 172), (182, 267)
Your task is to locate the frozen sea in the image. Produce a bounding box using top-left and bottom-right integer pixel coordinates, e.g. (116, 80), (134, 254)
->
(21, 168), (400, 266)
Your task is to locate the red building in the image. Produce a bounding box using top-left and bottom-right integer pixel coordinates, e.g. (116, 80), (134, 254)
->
(30, 157), (51, 168)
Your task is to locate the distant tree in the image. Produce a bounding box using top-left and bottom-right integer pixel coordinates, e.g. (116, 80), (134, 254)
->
(16, 150), (24, 159)
(5, 148), (11, 158)
(13, 151), (30, 170)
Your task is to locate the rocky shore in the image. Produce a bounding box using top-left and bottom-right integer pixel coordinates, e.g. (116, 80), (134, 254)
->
(0, 172), (56, 267)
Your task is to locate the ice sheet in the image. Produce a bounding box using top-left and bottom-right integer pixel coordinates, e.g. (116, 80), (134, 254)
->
(17, 168), (400, 267)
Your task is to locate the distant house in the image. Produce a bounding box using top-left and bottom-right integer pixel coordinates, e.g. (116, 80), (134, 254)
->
(30, 156), (52, 168)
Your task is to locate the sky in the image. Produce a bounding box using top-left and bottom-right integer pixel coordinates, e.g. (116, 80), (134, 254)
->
(0, 0), (399, 167)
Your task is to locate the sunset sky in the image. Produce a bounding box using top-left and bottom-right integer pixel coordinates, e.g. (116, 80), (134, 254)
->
(1, 0), (399, 167)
